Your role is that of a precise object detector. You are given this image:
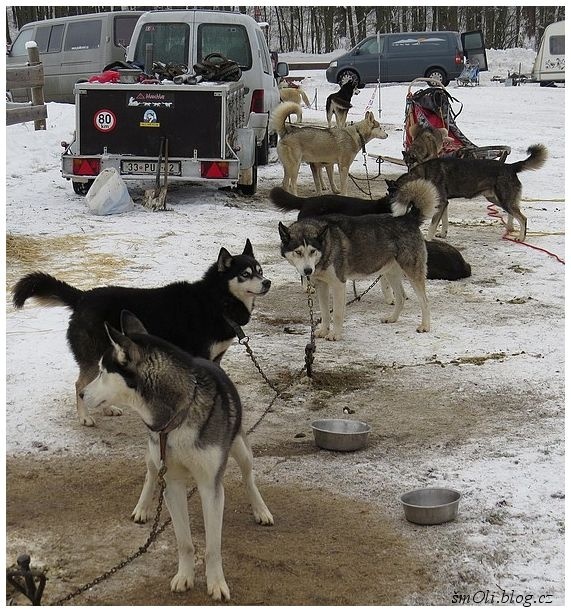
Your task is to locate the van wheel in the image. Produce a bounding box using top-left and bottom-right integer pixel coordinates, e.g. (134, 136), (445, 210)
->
(337, 69), (360, 87)
(425, 68), (448, 86)
(72, 180), (93, 195)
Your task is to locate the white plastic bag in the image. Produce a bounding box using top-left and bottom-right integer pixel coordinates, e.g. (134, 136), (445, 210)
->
(85, 168), (134, 215)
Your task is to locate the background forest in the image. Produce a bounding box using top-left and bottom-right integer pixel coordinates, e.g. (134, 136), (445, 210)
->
(6, 5), (565, 52)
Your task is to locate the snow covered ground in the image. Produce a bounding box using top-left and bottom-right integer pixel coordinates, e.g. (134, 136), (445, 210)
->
(5, 47), (566, 605)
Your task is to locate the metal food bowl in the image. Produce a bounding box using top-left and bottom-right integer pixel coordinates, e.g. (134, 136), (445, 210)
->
(400, 487), (461, 525)
(311, 419), (371, 451)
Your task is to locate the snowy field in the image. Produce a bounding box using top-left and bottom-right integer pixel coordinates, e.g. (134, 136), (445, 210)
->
(5, 47), (566, 605)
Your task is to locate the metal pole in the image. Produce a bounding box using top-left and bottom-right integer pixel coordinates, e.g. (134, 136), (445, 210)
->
(377, 31), (381, 118)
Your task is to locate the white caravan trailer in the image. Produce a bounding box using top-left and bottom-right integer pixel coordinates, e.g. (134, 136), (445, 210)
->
(532, 20), (565, 86)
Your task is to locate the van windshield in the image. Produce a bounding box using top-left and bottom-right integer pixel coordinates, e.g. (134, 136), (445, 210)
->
(133, 22), (190, 67)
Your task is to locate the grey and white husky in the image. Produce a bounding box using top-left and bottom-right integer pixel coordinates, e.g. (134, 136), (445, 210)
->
(81, 311), (274, 601)
(12, 240), (270, 426)
(279, 178), (438, 340)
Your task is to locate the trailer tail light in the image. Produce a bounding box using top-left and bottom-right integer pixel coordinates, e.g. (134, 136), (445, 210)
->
(455, 51), (463, 65)
(73, 158), (100, 176)
(250, 89), (264, 113)
(201, 161), (229, 179)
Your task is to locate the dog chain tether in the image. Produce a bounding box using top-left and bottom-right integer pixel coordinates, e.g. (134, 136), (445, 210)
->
(304, 277), (317, 378)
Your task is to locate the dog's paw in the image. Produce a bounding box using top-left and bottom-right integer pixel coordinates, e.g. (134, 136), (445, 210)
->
(131, 505), (152, 524)
(381, 316), (398, 324)
(170, 570), (195, 593)
(253, 504), (274, 526)
(79, 415), (96, 427)
(207, 575), (230, 601)
(416, 324), (430, 333)
(103, 405), (123, 417)
(315, 324), (329, 338)
(325, 330), (341, 341)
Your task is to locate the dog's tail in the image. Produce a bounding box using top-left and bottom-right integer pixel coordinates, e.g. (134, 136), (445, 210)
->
(270, 101), (303, 138)
(12, 272), (83, 310)
(510, 144), (548, 173)
(391, 178), (438, 224)
(269, 186), (303, 212)
(300, 88), (311, 107)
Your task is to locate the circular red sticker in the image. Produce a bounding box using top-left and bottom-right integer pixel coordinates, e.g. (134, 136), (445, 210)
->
(93, 109), (117, 133)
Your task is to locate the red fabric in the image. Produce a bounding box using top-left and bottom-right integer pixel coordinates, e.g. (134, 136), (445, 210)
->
(88, 70), (120, 83)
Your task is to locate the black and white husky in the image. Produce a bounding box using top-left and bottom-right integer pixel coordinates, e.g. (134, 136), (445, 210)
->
(81, 311), (273, 600)
(12, 240), (270, 426)
(279, 179), (438, 340)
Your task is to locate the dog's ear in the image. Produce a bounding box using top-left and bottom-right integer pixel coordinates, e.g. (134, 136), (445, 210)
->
(104, 322), (134, 365)
(121, 310), (148, 336)
(242, 238), (254, 257)
(217, 247), (233, 272)
(278, 222), (291, 244)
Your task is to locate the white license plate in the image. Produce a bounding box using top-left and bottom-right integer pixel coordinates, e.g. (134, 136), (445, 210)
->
(120, 160), (181, 176)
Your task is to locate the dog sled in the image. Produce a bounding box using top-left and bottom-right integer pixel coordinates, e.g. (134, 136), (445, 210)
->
(371, 78), (510, 168)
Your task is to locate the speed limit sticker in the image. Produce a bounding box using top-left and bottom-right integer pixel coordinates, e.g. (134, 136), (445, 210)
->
(93, 109), (117, 133)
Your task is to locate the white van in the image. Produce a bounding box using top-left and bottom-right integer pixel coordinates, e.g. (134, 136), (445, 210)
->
(531, 20), (565, 86)
(125, 10), (288, 164)
(6, 11), (143, 103)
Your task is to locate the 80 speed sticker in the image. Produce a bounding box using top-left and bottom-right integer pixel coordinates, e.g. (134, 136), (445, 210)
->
(93, 109), (117, 133)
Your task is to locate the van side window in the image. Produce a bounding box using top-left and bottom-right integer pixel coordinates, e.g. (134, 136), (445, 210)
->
(549, 35), (565, 55)
(357, 38), (381, 55)
(254, 29), (271, 74)
(9, 28), (35, 56)
(35, 24), (65, 53)
(197, 24), (252, 70)
(133, 23), (190, 66)
(114, 15), (140, 48)
(64, 20), (102, 51)
(391, 35), (448, 54)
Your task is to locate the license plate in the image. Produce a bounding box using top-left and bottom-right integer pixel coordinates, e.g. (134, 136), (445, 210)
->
(120, 160), (181, 176)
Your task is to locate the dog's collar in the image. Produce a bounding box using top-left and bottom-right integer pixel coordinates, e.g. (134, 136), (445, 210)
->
(224, 315), (246, 341)
(147, 407), (189, 463)
(356, 128), (367, 152)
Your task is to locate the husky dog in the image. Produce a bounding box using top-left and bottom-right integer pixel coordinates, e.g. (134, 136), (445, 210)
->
(271, 101), (388, 196)
(279, 80), (311, 109)
(388, 144), (548, 241)
(269, 184), (471, 281)
(278, 178), (438, 339)
(81, 311), (273, 600)
(403, 123), (452, 169)
(12, 240), (270, 426)
(326, 77), (360, 127)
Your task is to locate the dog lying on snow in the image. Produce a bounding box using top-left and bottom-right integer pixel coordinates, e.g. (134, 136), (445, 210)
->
(81, 310), (273, 600)
(279, 178), (439, 340)
(388, 144), (548, 241)
(12, 240), (270, 426)
(270, 101), (388, 196)
(270, 184), (471, 281)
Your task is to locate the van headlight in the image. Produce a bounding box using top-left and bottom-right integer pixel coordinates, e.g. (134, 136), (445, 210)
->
(329, 60), (337, 68)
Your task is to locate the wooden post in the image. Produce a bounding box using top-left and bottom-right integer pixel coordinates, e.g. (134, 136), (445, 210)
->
(26, 42), (46, 131)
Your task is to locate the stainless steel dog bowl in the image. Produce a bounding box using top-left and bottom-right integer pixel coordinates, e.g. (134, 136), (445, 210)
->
(400, 487), (461, 525)
(311, 419), (371, 451)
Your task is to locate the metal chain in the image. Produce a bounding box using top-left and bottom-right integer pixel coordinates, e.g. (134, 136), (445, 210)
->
(50, 466), (175, 606)
(346, 272), (385, 306)
(304, 278), (317, 377)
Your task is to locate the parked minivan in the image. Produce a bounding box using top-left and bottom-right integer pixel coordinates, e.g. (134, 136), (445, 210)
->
(125, 9), (288, 164)
(326, 30), (487, 87)
(531, 20), (565, 86)
(6, 11), (143, 103)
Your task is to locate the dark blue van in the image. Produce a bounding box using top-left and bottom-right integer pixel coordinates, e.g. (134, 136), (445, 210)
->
(326, 30), (487, 87)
